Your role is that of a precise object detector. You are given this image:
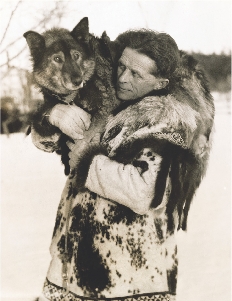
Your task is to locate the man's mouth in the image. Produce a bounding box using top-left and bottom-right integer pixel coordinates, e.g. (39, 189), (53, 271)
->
(117, 85), (131, 92)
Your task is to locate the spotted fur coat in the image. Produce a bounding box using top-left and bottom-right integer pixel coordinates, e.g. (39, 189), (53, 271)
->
(35, 95), (213, 301)
(44, 136), (179, 299)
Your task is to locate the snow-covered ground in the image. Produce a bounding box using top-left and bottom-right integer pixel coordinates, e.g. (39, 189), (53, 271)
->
(1, 93), (231, 301)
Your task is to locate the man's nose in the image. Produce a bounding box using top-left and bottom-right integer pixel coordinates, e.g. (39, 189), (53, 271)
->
(118, 69), (130, 83)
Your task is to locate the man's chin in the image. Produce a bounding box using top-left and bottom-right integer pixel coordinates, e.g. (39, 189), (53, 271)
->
(116, 90), (133, 101)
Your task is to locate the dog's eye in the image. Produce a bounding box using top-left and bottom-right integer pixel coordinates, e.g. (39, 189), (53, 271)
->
(73, 53), (80, 60)
(54, 56), (63, 63)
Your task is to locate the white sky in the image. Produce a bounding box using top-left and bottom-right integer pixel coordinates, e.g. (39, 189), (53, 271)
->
(0, 0), (231, 70)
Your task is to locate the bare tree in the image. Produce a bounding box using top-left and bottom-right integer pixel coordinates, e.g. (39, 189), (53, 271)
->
(0, 1), (69, 69)
(0, 1), (70, 134)
(0, 0), (22, 46)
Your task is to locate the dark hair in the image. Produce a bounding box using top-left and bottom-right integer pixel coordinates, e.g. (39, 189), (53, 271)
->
(115, 29), (180, 78)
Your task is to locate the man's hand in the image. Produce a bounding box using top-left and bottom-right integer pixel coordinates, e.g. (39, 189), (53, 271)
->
(48, 104), (91, 140)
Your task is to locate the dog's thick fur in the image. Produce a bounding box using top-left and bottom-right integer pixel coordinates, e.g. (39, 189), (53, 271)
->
(24, 17), (120, 175)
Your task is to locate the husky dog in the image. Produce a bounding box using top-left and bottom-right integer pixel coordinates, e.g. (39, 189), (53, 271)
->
(24, 17), (119, 175)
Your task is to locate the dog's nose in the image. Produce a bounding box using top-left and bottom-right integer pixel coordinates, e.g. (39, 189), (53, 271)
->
(72, 78), (82, 87)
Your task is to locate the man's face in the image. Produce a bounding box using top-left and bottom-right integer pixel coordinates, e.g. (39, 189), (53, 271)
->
(116, 47), (167, 101)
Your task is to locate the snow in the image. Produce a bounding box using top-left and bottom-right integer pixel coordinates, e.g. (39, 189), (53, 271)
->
(1, 95), (231, 301)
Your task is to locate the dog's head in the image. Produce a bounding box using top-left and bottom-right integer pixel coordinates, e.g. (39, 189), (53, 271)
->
(24, 17), (95, 96)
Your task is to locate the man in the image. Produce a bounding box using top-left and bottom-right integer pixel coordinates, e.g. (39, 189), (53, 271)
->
(35, 29), (214, 301)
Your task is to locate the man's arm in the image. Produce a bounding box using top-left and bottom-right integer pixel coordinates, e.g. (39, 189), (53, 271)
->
(85, 154), (164, 214)
(69, 143), (168, 214)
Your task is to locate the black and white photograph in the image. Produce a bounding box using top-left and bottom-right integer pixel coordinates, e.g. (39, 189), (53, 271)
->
(1, 1), (231, 301)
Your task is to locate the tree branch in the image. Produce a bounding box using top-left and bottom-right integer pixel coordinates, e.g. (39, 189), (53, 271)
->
(0, 1), (69, 70)
(0, 13), (51, 55)
(0, 45), (27, 69)
(0, 1), (68, 55)
(0, 0), (22, 46)
(0, 64), (30, 80)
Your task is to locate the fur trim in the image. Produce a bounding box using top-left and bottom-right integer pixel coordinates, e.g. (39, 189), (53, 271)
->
(31, 101), (61, 137)
(73, 144), (108, 191)
(103, 95), (201, 157)
(30, 125), (61, 153)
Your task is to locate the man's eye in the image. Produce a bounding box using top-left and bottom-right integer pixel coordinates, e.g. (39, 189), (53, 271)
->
(54, 57), (63, 63)
(118, 62), (125, 69)
(132, 71), (141, 78)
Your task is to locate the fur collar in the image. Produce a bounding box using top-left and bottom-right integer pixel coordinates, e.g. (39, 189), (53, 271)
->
(102, 95), (201, 157)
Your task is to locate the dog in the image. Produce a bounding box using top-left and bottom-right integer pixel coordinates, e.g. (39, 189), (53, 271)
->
(24, 17), (120, 175)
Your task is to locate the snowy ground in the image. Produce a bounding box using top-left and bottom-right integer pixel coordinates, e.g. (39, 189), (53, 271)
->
(1, 93), (231, 301)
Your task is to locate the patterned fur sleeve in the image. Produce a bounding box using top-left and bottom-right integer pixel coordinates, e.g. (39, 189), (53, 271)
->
(29, 102), (63, 153)
(75, 146), (167, 214)
(72, 143), (108, 190)
(30, 125), (61, 153)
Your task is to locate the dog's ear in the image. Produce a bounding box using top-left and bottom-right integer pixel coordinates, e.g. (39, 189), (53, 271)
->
(106, 39), (124, 64)
(71, 17), (89, 43)
(24, 31), (45, 63)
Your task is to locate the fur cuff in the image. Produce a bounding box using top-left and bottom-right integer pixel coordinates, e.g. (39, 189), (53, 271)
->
(31, 104), (61, 137)
(73, 143), (108, 191)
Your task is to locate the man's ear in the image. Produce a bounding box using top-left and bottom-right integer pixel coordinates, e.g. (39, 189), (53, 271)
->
(71, 17), (89, 43)
(23, 31), (45, 64)
(154, 79), (169, 90)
